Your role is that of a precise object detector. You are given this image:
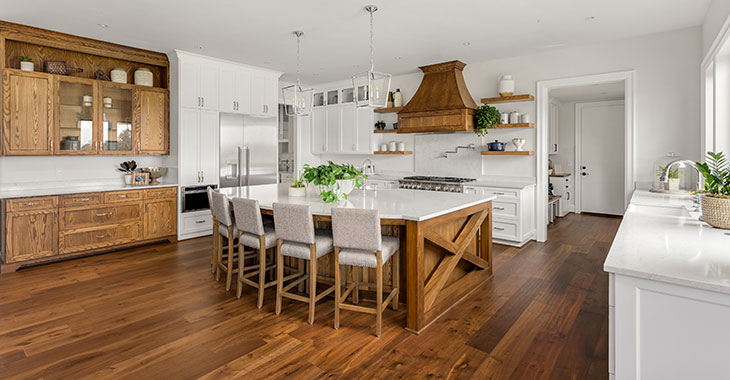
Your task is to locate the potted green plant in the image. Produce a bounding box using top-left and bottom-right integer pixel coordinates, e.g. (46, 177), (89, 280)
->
(657, 165), (680, 191)
(474, 104), (501, 136)
(288, 171), (307, 197)
(302, 161), (366, 203)
(117, 160), (137, 185)
(19, 56), (33, 72)
(696, 152), (730, 229)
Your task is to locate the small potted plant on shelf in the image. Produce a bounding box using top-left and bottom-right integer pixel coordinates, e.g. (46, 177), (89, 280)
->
(118, 160), (137, 185)
(289, 171), (307, 197)
(474, 104), (500, 136)
(19, 56), (34, 72)
(657, 165), (680, 191)
(696, 152), (730, 229)
(302, 161), (366, 203)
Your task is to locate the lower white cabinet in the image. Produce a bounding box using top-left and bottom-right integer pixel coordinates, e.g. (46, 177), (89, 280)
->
(180, 109), (219, 186)
(611, 273), (730, 379)
(364, 179), (398, 189)
(549, 175), (573, 216)
(463, 184), (536, 246)
(179, 210), (213, 239)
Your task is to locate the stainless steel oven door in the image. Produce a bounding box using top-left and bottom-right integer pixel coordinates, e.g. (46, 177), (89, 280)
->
(182, 185), (216, 213)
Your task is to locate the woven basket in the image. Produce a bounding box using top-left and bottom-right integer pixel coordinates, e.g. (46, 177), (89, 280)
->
(701, 194), (730, 229)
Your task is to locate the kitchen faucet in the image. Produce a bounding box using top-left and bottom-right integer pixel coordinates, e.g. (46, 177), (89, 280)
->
(361, 159), (376, 175)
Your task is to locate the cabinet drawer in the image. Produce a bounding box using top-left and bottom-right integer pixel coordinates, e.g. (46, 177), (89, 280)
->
(61, 223), (141, 254)
(182, 213), (212, 234)
(144, 187), (177, 200)
(6, 196), (58, 212)
(61, 193), (103, 208)
(61, 204), (142, 230)
(492, 200), (518, 218)
(104, 190), (142, 204)
(481, 188), (519, 199)
(493, 220), (518, 241)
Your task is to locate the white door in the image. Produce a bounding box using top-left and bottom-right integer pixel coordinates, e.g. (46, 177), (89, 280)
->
(311, 108), (326, 154)
(235, 69), (251, 114)
(180, 60), (200, 109)
(326, 107), (341, 153)
(199, 110), (219, 185)
(578, 101), (625, 215)
(219, 64), (236, 113)
(199, 62), (219, 110)
(180, 108), (201, 185)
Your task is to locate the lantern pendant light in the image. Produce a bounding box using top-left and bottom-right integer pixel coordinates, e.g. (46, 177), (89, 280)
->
(282, 31), (313, 116)
(352, 5), (391, 108)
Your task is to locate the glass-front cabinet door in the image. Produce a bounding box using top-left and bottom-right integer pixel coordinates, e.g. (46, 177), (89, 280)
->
(100, 83), (134, 154)
(56, 78), (97, 154)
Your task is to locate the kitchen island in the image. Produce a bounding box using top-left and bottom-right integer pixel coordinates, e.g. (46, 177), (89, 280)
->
(220, 184), (495, 333)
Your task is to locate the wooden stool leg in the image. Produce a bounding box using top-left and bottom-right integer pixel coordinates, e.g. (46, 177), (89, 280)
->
(334, 247), (341, 330)
(215, 234), (222, 282)
(237, 238), (244, 299)
(275, 240), (283, 315)
(353, 267), (360, 305)
(211, 219), (218, 274)
(308, 244), (317, 325)
(298, 258), (306, 293)
(392, 249), (400, 311)
(376, 251), (383, 337)
(225, 226), (234, 291)
(257, 236), (266, 309)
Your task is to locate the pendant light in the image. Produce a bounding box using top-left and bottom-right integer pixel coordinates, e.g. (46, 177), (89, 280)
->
(352, 5), (391, 108)
(282, 31), (313, 116)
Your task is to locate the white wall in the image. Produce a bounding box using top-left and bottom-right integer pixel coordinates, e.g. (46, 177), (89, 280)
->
(302, 27), (701, 186)
(703, 0), (730, 57)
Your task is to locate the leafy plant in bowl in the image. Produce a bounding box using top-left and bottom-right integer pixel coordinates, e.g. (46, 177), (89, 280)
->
(302, 161), (366, 203)
(19, 56), (34, 71)
(474, 104), (501, 136)
(289, 171), (307, 197)
(117, 160), (137, 185)
(696, 152), (730, 229)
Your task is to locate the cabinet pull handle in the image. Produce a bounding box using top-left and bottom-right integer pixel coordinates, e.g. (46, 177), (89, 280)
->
(493, 191), (505, 195)
(494, 206), (505, 211)
(494, 227), (505, 231)
(96, 212), (113, 217)
(24, 202), (41, 206)
(118, 195), (128, 198)
(96, 234), (112, 239)
(138, 141), (141, 152)
(566, 191), (570, 201)
(74, 198), (91, 202)
(198, 97), (201, 107)
(195, 220), (206, 224)
(202, 97), (204, 107)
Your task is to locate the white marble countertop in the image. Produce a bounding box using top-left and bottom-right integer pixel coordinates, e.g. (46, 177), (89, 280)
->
(604, 190), (730, 294)
(219, 184), (495, 221)
(0, 183), (178, 199)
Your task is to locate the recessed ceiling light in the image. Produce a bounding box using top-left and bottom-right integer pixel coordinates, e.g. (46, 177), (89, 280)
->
(394, 56), (402, 60)
(197, 45), (204, 50)
(97, 23), (109, 28)
(463, 42), (471, 46)
(585, 16), (596, 20)
(352, 64), (361, 68)
(536, 19), (542, 23)
(264, 61), (271, 64)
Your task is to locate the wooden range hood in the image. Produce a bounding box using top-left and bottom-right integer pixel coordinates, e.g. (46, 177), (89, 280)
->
(397, 60), (478, 133)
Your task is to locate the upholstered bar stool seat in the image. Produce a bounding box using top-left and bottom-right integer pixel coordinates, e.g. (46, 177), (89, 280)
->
(332, 207), (400, 337)
(273, 202), (335, 325)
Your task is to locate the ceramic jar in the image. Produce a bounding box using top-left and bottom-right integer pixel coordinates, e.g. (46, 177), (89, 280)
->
(380, 143), (388, 152)
(500, 112), (509, 124)
(20, 61), (34, 72)
(509, 111), (521, 124)
(111, 68), (127, 83)
(82, 94), (93, 107)
(499, 75), (515, 97)
(388, 141), (397, 152)
(520, 114), (530, 123)
(134, 68), (153, 87)
(397, 142), (406, 151)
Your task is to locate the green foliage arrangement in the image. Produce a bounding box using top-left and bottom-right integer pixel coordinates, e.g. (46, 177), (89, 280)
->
(117, 160), (137, 174)
(696, 152), (730, 198)
(657, 166), (679, 179)
(291, 171), (306, 188)
(302, 161), (366, 202)
(474, 104), (501, 136)
(19, 56), (32, 62)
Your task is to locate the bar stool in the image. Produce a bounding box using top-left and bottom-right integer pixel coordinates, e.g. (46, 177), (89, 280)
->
(208, 187), (218, 274)
(232, 198), (278, 308)
(211, 192), (239, 291)
(331, 207), (400, 337)
(273, 202), (335, 324)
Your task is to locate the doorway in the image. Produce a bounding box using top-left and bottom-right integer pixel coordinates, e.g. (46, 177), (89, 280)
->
(536, 71), (635, 241)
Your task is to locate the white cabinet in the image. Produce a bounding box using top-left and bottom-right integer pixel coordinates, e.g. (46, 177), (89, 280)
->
(250, 72), (277, 117)
(326, 107), (341, 152)
(180, 108), (219, 186)
(219, 65), (251, 114)
(462, 184), (536, 246)
(549, 100), (560, 154)
(180, 56), (219, 110)
(310, 88), (374, 156)
(340, 106), (374, 154)
(549, 175), (573, 216)
(311, 108), (326, 154)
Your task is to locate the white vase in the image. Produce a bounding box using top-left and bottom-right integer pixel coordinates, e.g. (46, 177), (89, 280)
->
(20, 61), (34, 72)
(288, 186), (306, 197)
(499, 75), (515, 97)
(318, 179), (357, 201)
(512, 138), (526, 151)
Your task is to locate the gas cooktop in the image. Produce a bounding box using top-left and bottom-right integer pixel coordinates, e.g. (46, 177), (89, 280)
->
(401, 176), (476, 183)
(399, 176), (476, 192)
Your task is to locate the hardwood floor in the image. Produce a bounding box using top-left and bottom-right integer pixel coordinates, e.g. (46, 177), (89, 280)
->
(0, 213), (621, 379)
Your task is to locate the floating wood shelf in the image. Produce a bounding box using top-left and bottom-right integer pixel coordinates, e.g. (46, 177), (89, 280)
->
(480, 94), (535, 104)
(373, 106), (404, 114)
(481, 151), (534, 156)
(373, 151), (412, 155)
(374, 129), (398, 133)
(492, 122), (534, 129)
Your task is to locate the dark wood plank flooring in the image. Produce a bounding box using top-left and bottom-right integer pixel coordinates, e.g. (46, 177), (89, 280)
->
(0, 213), (620, 379)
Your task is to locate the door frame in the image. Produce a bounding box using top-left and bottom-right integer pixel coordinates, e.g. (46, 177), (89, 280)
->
(536, 70), (635, 242)
(574, 100), (626, 214)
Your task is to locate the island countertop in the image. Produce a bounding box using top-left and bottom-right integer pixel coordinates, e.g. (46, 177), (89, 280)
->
(218, 184), (495, 221)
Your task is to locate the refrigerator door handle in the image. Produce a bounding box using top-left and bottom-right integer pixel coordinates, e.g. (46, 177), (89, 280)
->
(237, 146), (243, 186)
(243, 146), (250, 187)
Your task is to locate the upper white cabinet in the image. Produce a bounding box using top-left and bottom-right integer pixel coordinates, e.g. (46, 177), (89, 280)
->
(309, 85), (374, 155)
(180, 57), (219, 110)
(219, 65), (251, 114)
(250, 72), (278, 117)
(311, 108), (326, 154)
(549, 100), (560, 154)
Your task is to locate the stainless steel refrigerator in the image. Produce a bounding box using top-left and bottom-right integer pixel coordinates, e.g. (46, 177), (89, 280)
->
(219, 113), (278, 188)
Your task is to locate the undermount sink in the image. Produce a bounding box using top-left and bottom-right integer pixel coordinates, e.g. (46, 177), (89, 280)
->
(629, 204), (692, 218)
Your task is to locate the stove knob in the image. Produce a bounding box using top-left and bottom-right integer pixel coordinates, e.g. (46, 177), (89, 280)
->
(434, 185), (441, 191)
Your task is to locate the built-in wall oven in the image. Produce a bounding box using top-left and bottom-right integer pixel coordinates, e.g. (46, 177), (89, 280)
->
(182, 185), (217, 213)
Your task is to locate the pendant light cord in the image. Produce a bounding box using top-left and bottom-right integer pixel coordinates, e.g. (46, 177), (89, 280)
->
(296, 32), (302, 88)
(369, 8), (375, 72)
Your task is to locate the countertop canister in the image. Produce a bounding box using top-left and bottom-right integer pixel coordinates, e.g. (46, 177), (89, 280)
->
(110, 68), (127, 84)
(134, 68), (153, 87)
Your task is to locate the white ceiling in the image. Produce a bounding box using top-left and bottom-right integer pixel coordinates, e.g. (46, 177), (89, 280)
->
(550, 82), (625, 102)
(3, 0), (712, 84)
